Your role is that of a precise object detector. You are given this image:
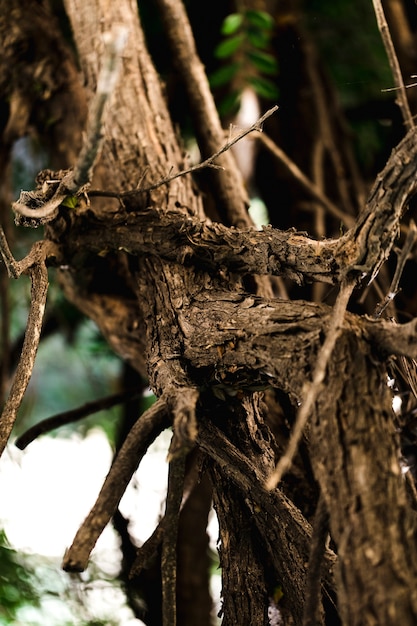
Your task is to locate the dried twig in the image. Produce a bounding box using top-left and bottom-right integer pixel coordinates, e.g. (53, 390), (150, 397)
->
(372, 0), (414, 130)
(15, 389), (141, 449)
(266, 280), (355, 489)
(373, 220), (417, 318)
(88, 106), (279, 201)
(62, 397), (169, 572)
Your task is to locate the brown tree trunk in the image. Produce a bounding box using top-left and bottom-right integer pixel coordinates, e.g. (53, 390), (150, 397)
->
(3, 1), (417, 625)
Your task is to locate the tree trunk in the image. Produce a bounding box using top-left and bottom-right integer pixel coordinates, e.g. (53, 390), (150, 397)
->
(2, 1), (417, 625)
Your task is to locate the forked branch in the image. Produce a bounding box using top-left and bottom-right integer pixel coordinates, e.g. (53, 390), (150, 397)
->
(0, 231), (58, 457)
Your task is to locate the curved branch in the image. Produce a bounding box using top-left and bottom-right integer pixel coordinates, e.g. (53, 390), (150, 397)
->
(0, 262), (48, 457)
(339, 128), (417, 282)
(58, 128), (417, 291)
(62, 397), (170, 572)
(15, 389), (141, 449)
(66, 208), (341, 285)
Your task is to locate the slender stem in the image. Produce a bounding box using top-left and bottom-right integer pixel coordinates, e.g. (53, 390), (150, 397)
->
(0, 263), (49, 457)
(15, 389), (141, 449)
(372, 0), (414, 130)
(266, 280), (355, 488)
(88, 106), (279, 200)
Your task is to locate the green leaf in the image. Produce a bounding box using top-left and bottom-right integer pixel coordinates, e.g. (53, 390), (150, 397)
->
(221, 13), (243, 36)
(214, 34), (244, 59)
(209, 62), (242, 88)
(61, 195), (79, 209)
(246, 50), (278, 75)
(218, 91), (241, 116)
(245, 10), (275, 31)
(248, 75), (279, 100)
(247, 28), (271, 49)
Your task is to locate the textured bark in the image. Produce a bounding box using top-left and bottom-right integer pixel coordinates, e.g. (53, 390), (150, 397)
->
(310, 330), (417, 625)
(3, 1), (417, 625)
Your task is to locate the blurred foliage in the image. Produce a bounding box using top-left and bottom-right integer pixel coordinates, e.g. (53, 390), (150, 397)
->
(0, 528), (126, 625)
(305, 0), (399, 175)
(210, 9), (279, 115)
(0, 529), (41, 623)
(306, 0), (393, 107)
(15, 317), (122, 444)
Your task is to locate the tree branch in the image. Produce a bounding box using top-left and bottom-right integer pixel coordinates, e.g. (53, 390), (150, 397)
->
(89, 106), (279, 201)
(62, 397), (170, 572)
(266, 280), (354, 489)
(162, 451), (186, 626)
(154, 0), (254, 228)
(0, 232), (60, 457)
(372, 0), (414, 131)
(0, 262), (49, 457)
(15, 389), (142, 449)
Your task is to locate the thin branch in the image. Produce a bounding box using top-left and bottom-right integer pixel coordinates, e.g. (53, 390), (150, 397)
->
(130, 451), (202, 578)
(154, 0), (254, 227)
(257, 133), (355, 228)
(0, 225), (20, 278)
(372, 0), (414, 131)
(162, 451), (186, 626)
(62, 397), (169, 572)
(88, 106), (279, 201)
(266, 280), (355, 489)
(15, 389), (142, 449)
(12, 26), (128, 223)
(373, 220), (417, 318)
(0, 262), (49, 457)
